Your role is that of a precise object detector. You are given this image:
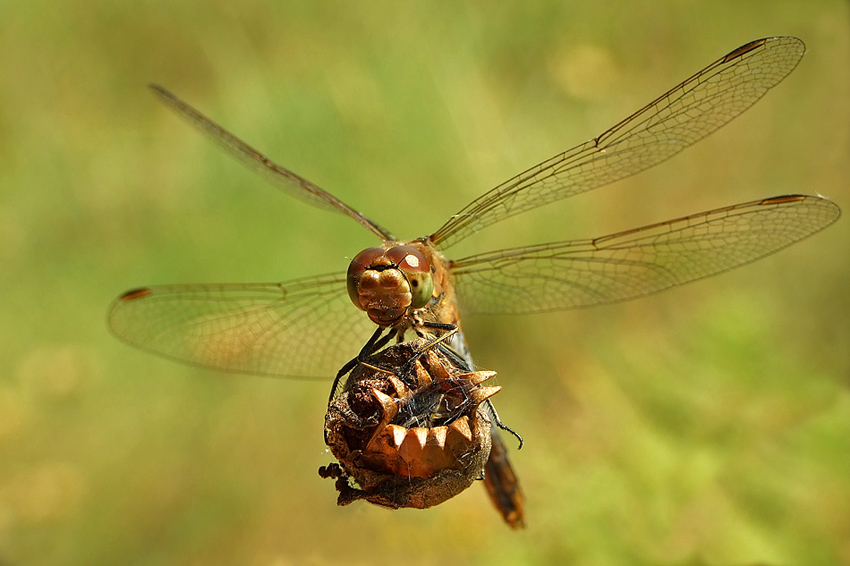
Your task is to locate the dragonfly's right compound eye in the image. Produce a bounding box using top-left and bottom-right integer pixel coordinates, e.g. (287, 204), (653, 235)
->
(347, 247), (385, 310)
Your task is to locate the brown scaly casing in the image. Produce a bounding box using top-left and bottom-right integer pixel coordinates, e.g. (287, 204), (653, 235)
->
(321, 337), (500, 510)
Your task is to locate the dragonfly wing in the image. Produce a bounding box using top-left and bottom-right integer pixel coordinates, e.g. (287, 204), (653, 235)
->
(451, 195), (840, 315)
(108, 273), (375, 380)
(150, 85), (395, 242)
(431, 37), (805, 249)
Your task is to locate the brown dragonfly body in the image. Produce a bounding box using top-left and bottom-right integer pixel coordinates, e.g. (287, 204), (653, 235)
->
(343, 237), (525, 525)
(109, 37), (840, 528)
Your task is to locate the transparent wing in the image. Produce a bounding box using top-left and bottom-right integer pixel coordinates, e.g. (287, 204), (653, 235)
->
(450, 195), (840, 315)
(108, 273), (376, 380)
(150, 85), (395, 242)
(430, 37), (805, 249)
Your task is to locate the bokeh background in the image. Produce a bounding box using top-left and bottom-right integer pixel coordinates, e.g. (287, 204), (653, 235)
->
(1, 1), (848, 565)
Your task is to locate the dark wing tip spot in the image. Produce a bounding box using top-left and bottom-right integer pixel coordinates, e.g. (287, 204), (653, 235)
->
(120, 287), (153, 301)
(722, 38), (767, 63)
(760, 194), (805, 205)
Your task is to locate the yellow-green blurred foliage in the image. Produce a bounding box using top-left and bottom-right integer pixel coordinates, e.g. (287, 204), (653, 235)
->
(1, 1), (848, 565)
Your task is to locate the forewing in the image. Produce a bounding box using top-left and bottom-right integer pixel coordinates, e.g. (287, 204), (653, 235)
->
(108, 273), (375, 380)
(150, 85), (395, 242)
(451, 195), (840, 315)
(431, 37), (805, 249)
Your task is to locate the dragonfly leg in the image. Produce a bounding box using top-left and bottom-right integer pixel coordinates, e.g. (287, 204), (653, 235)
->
(485, 398), (523, 450)
(327, 326), (392, 407)
(397, 321), (459, 373)
(358, 324), (458, 378)
(418, 320), (457, 333)
(435, 342), (470, 371)
(324, 326), (395, 445)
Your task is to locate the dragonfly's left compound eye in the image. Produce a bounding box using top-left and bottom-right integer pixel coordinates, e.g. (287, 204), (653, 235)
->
(386, 246), (434, 309)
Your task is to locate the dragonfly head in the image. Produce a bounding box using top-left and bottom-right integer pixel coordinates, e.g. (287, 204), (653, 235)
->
(347, 245), (435, 327)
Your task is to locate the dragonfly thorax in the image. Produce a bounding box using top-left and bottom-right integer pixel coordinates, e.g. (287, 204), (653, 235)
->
(346, 245), (435, 327)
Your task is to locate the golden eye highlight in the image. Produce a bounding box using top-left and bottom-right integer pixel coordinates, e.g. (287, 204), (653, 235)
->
(401, 254), (420, 269)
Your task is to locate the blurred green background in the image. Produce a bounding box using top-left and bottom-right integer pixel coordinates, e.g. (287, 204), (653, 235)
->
(1, 1), (848, 565)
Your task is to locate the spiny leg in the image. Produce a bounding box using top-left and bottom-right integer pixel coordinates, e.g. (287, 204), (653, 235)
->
(399, 321), (459, 371)
(326, 326), (393, 408)
(485, 398), (523, 450)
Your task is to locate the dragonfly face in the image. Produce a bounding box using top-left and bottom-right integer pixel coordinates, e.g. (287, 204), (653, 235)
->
(109, 37), (840, 529)
(346, 243), (436, 327)
(344, 239), (464, 338)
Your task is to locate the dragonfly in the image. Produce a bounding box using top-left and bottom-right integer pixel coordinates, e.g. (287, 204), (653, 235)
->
(108, 36), (840, 529)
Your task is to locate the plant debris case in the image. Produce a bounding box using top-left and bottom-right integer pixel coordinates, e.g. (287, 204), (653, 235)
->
(322, 338), (500, 510)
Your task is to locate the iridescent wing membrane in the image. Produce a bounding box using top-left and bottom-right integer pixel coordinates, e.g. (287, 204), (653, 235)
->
(109, 275), (375, 380)
(430, 37), (808, 248)
(450, 195), (839, 314)
(109, 36), (840, 380)
(149, 85), (395, 241)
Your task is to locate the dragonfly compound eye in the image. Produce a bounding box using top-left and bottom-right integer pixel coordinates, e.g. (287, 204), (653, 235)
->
(386, 245), (434, 309)
(346, 247), (385, 310)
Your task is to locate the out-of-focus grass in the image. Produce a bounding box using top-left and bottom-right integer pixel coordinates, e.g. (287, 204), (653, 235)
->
(1, 1), (848, 565)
